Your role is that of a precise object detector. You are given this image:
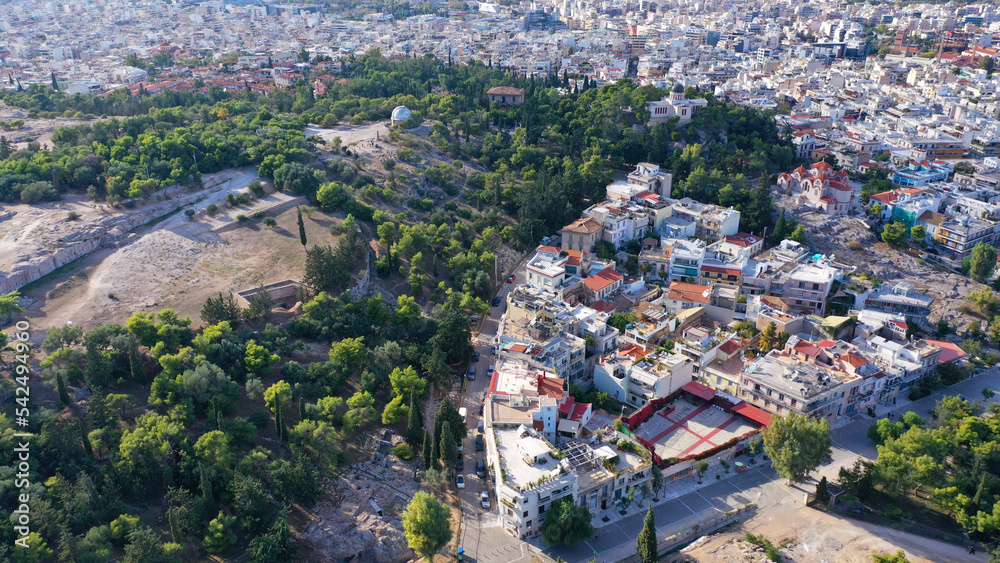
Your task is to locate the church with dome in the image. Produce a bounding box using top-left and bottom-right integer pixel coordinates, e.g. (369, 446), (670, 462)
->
(646, 82), (708, 126)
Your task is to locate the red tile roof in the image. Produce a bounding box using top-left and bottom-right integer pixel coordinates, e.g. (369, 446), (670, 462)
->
(584, 268), (623, 292)
(591, 300), (617, 313)
(719, 339), (742, 356)
(925, 340), (968, 364)
(537, 373), (565, 400)
(666, 282), (710, 303)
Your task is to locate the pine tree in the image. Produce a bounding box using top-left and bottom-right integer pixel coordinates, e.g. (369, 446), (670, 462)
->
(79, 421), (93, 457)
(297, 206), (307, 248)
(637, 506), (658, 563)
(406, 389), (424, 448)
(57, 373), (71, 408)
(422, 429), (432, 468)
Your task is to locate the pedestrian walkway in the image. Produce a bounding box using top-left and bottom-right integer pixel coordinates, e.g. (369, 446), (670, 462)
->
(591, 455), (771, 529)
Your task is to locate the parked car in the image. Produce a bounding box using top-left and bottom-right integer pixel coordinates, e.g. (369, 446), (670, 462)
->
(475, 435), (484, 452)
(456, 456), (464, 471)
(480, 490), (490, 509)
(472, 350), (480, 362)
(467, 366), (476, 380)
(477, 421), (485, 434)
(476, 460), (486, 478)
(488, 365), (494, 374)
(492, 296), (501, 307)
(456, 474), (465, 489)
(507, 274), (516, 283)
(478, 404), (485, 416)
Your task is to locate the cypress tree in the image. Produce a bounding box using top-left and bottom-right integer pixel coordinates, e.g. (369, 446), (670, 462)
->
(79, 421), (93, 457)
(274, 401), (283, 435)
(406, 389), (424, 448)
(297, 206), (307, 248)
(773, 210), (787, 242)
(422, 429), (432, 468)
(57, 373), (71, 408)
(129, 345), (146, 383)
(200, 464), (216, 515)
(637, 506), (657, 563)
(439, 421), (457, 470)
(168, 508), (181, 542)
(50, 71), (59, 91)
(430, 427), (440, 468)
(299, 397), (307, 422)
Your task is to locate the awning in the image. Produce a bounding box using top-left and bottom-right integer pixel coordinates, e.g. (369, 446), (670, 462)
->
(681, 381), (716, 401)
(732, 401), (772, 426)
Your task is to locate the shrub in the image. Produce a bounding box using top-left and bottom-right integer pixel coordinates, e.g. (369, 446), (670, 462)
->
(846, 240), (862, 251)
(392, 443), (415, 460)
(253, 210), (266, 219)
(66, 211), (80, 221)
(237, 214), (248, 222)
(185, 209), (196, 219)
(263, 217), (277, 228)
(248, 411), (269, 428)
(206, 203), (219, 215)
(248, 180), (266, 198)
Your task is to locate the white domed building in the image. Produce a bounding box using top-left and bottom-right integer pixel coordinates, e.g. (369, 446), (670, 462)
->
(646, 82), (708, 126)
(390, 106), (412, 126)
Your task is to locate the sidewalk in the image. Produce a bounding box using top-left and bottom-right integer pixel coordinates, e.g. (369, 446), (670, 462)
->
(592, 456), (771, 529)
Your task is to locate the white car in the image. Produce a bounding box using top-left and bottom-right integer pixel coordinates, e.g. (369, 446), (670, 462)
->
(480, 490), (490, 509)
(456, 474), (465, 489)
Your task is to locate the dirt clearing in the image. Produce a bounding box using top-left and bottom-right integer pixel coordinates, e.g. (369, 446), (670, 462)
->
(675, 504), (980, 563)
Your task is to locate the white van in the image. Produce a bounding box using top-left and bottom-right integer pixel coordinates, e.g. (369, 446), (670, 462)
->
(459, 407), (468, 423)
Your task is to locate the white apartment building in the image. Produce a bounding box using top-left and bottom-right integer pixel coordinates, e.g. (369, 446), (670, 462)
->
(593, 350), (694, 408)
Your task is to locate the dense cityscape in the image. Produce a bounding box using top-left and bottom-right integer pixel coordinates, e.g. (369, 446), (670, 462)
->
(2, 1), (1000, 563)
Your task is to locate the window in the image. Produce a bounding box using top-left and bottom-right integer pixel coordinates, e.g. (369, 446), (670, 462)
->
(523, 511), (529, 517)
(538, 504), (546, 514)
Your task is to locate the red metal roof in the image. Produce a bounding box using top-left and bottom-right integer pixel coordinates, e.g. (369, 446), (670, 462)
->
(732, 401), (772, 426)
(681, 381), (716, 401)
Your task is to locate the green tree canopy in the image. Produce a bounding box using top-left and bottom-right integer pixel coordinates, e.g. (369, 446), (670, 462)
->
(540, 496), (594, 546)
(401, 491), (452, 562)
(763, 412), (832, 484)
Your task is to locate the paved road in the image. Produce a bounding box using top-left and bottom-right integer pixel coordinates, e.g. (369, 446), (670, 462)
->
(458, 267), (549, 563)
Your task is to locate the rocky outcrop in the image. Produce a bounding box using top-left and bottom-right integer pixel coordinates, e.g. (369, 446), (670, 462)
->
(0, 190), (204, 294)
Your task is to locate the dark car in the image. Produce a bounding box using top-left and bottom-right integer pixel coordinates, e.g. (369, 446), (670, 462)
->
(492, 296), (502, 307)
(476, 460), (486, 478)
(478, 404), (485, 416)
(472, 350), (480, 362)
(456, 456), (464, 471)
(475, 435), (484, 451)
(467, 366), (476, 380)
(507, 274), (516, 284)
(477, 421), (485, 434)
